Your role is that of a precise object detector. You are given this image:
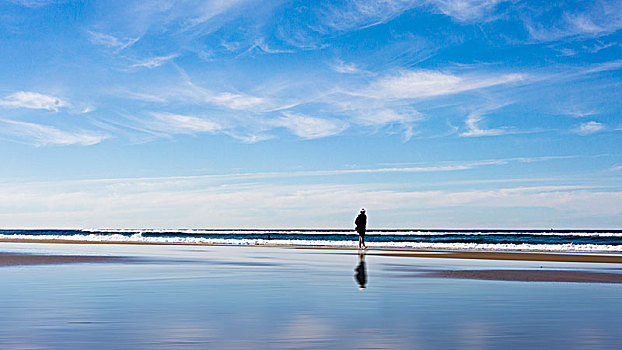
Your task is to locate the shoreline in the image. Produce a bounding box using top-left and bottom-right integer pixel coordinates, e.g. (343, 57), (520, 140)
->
(1, 238), (622, 264)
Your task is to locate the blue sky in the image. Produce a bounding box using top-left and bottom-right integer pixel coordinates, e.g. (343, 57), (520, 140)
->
(0, 0), (621, 228)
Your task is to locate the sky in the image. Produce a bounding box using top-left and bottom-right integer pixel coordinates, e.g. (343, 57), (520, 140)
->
(0, 0), (621, 229)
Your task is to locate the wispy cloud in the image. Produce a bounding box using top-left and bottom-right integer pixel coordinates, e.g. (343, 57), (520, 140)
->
(238, 38), (295, 56)
(561, 107), (598, 118)
(115, 91), (168, 103)
(166, 70), (270, 111)
(223, 132), (273, 144)
(0, 120), (108, 146)
(131, 54), (178, 69)
(318, 0), (419, 32)
(524, 0), (622, 42)
(273, 0), (420, 51)
(119, 73), (269, 112)
(353, 108), (422, 141)
(182, 0), (250, 28)
(573, 121), (605, 135)
(14, 155), (575, 186)
(330, 59), (361, 74)
(356, 70), (525, 99)
(209, 92), (266, 111)
(582, 59), (622, 74)
(87, 30), (140, 52)
(426, 0), (507, 22)
(146, 112), (222, 135)
(272, 112), (348, 139)
(0, 91), (69, 111)
(460, 113), (507, 137)
(354, 108), (421, 127)
(10, 0), (60, 8)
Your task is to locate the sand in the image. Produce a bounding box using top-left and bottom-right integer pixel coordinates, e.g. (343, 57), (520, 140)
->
(368, 249), (622, 263)
(1, 242), (621, 349)
(422, 269), (622, 283)
(0, 252), (128, 266)
(1, 241), (622, 282)
(2, 238), (622, 263)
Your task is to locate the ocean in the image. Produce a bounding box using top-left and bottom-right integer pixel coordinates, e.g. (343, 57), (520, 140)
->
(1, 229), (621, 252)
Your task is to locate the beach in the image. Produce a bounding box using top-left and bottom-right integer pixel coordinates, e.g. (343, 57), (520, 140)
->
(1, 241), (621, 349)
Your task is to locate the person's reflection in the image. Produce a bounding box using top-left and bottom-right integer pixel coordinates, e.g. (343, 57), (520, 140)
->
(354, 251), (367, 289)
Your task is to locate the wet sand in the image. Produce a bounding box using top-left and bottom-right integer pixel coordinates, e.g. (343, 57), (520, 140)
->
(0, 242), (621, 349)
(0, 252), (128, 266)
(368, 249), (622, 263)
(2, 237), (622, 263)
(422, 269), (622, 283)
(2, 241), (622, 283)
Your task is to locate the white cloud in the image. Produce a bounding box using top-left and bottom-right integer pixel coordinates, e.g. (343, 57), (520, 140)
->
(117, 91), (168, 103)
(10, 0), (60, 8)
(223, 132), (273, 144)
(574, 121), (605, 135)
(148, 112), (221, 134)
(330, 59), (360, 74)
(17, 156), (567, 186)
(161, 71), (269, 111)
(80, 105), (96, 114)
(0, 120), (107, 146)
(557, 48), (577, 56)
(460, 112), (507, 137)
(1, 178), (620, 228)
(562, 107), (598, 118)
(119, 77), (268, 112)
(240, 38), (294, 55)
(426, 0), (507, 22)
(355, 108), (420, 126)
(566, 12), (604, 34)
(0, 91), (69, 111)
(87, 30), (140, 52)
(131, 54), (178, 69)
(524, 1), (622, 41)
(353, 108), (422, 141)
(182, 0), (249, 28)
(273, 112), (348, 139)
(582, 59), (622, 74)
(358, 70), (524, 100)
(319, 0), (419, 32)
(209, 92), (266, 110)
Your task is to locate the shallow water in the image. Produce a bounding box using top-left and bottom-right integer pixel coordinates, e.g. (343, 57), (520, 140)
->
(0, 243), (621, 349)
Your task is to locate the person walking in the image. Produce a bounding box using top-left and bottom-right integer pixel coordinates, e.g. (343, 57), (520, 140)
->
(355, 208), (367, 249)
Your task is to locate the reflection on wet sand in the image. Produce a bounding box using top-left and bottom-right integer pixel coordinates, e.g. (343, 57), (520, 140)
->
(423, 269), (622, 283)
(354, 251), (367, 289)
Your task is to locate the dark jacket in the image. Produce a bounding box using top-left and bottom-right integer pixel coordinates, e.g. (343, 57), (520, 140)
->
(355, 213), (367, 234)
